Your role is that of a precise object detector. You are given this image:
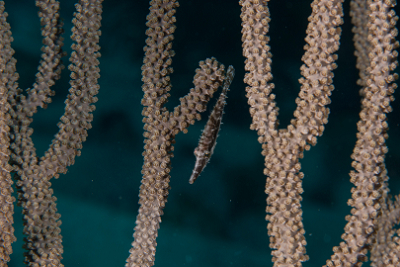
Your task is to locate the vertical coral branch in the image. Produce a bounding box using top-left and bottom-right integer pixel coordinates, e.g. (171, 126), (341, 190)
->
(240, 0), (343, 266)
(0, 2), (15, 264)
(325, 0), (399, 266)
(126, 1), (230, 266)
(3, 0), (103, 265)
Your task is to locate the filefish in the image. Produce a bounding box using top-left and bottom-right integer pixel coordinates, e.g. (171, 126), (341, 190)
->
(189, 65), (235, 184)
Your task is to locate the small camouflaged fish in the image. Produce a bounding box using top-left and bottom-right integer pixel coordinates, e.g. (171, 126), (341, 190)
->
(189, 65), (235, 184)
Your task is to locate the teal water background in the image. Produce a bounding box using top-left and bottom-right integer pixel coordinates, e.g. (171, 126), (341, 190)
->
(4, 0), (400, 266)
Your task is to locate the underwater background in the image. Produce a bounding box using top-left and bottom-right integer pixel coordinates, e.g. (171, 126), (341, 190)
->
(4, 0), (400, 266)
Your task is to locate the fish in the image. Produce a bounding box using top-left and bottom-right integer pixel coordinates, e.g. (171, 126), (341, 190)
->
(189, 65), (235, 184)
